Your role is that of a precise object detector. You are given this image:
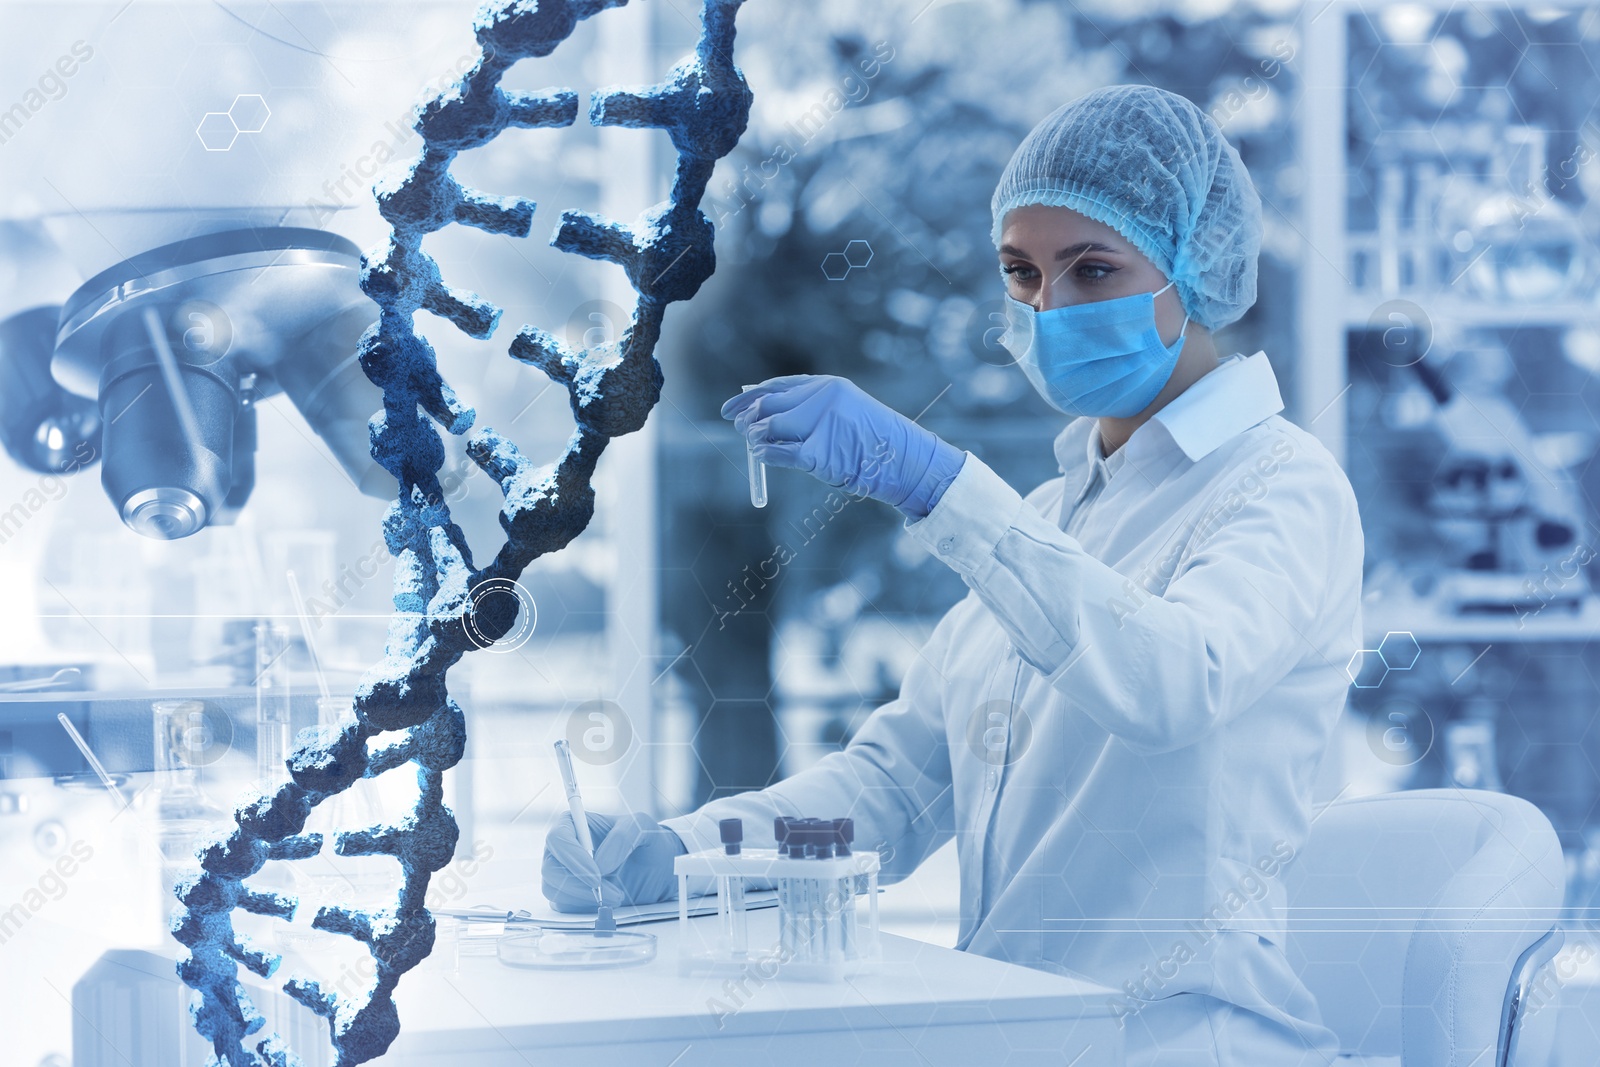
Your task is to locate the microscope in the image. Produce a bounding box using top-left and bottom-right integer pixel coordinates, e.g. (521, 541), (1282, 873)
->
(1410, 341), (1592, 618)
(0, 223), (393, 540)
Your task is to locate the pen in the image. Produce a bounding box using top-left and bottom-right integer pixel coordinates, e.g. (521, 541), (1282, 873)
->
(432, 907), (534, 923)
(554, 739), (615, 932)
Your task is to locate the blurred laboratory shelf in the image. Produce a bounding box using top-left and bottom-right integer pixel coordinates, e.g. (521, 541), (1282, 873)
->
(383, 905), (1124, 1067)
(1361, 588), (1600, 644)
(1342, 297), (1600, 329)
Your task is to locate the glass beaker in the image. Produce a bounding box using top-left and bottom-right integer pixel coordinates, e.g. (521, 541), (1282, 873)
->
(294, 696), (397, 916)
(254, 621), (293, 790)
(151, 699), (227, 896)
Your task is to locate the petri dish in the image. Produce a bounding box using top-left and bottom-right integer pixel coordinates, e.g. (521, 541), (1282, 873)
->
(457, 920), (509, 957)
(497, 928), (657, 970)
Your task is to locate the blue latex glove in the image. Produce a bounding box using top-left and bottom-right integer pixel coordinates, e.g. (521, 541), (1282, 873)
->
(721, 375), (965, 519)
(540, 810), (687, 914)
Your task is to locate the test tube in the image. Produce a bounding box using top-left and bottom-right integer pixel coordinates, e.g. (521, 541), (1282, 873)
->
(835, 819), (857, 959)
(797, 826), (813, 964)
(778, 876), (793, 957)
(802, 875), (814, 962)
(835, 870), (853, 960)
(818, 824), (830, 962)
(721, 874), (748, 957)
(808, 824), (826, 963)
(740, 384), (768, 509)
(718, 818), (747, 957)
(794, 831), (808, 964)
(775, 818), (793, 957)
(254, 621), (292, 789)
(783, 819), (810, 962)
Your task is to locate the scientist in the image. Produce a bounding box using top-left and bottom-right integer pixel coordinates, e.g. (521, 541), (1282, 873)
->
(544, 84), (1364, 1066)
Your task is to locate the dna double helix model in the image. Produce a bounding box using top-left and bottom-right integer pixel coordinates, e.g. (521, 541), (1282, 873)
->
(171, 1), (753, 1062)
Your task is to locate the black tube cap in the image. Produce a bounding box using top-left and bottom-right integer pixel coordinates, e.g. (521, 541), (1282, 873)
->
(785, 820), (807, 858)
(719, 817), (743, 855)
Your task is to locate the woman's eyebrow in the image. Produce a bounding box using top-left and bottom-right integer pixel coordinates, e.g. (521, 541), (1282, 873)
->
(997, 241), (1122, 260)
(1052, 241), (1121, 260)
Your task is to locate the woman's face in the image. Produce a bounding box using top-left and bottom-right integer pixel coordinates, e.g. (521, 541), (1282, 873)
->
(997, 204), (1187, 343)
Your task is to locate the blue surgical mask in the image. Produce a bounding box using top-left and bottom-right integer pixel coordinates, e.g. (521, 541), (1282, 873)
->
(1000, 279), (1190, 418)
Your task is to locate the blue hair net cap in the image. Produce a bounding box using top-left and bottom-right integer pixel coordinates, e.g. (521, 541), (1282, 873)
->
(990, 84), (1262, 331)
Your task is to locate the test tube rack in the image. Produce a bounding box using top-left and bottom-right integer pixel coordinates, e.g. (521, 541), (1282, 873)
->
(675, 817), (880, 982)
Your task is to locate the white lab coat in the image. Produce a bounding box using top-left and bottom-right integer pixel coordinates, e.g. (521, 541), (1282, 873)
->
(665, 352), (1364, 1065)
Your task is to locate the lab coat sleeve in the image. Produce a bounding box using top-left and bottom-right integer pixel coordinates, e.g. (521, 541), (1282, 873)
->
(660, 606), (960, 884)
(904, 439), (1361, 753)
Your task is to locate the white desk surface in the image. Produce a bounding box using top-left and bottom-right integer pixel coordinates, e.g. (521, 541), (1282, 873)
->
(384, 907), (1126, 1066)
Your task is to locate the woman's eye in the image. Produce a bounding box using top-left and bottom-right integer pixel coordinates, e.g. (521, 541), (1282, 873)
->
(1077, 263), (1117, 281)
(999, 263), (1036, 281)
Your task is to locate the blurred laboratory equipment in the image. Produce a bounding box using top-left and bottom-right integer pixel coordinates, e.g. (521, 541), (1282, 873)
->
(1350, 127), (1596, 305)
(0, 668), (83, 693)
(247, 619), (314, 936)
(294, 695), (394, 914)
(1315, 8), (1600, 956)
(675, 815), (880, 981)
(50, 228), (394, 539)
(0, 668), (84, 696)
(255, 621), (293, 790)
(56, 712), (128, 809)
(285, 568), (332, 705)
(73, 943), (335, 1067)
(1443, 128), (1591, 303)
(1409, 341), (1591, 617)
(1443, 699), (1506, 792)
(149, 699), (227, 895)
(72, 949), (214, 1067)
(0, 305), (100, 475)
(1443, 721), (1502, 791)
(0, 222), (101, 477)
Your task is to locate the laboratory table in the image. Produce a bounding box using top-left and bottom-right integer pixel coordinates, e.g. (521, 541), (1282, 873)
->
(385, 907), (1126, 1066)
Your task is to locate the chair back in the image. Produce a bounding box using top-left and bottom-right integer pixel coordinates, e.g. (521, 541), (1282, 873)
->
(1283, 789), (1565, 1067)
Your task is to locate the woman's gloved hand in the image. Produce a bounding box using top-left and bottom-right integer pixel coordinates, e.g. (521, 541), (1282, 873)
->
(540, 811), (687, 913)
(721, 375), (965, 519)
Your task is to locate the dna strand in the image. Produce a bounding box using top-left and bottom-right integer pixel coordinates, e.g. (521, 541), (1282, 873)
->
(171, 1), (753, 1062)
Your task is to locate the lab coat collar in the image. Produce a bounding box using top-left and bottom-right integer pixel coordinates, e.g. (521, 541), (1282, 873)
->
(1050, 351), (1284, 473)
(1086, 420), (1129, 475)
(1152, 350), (1284, 462)
(1052, 416), (1095, 475)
